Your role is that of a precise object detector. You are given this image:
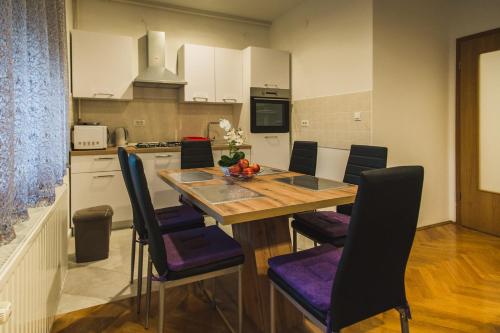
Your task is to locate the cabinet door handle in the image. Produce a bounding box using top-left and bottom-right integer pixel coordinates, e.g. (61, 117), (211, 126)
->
(222, 98), (237, 103)
(193, 96), (208, 102)
(93, 175), (115, 179)
(264, 135), (278, 139)
(94, 157), (114, 161)
(264, 83), (278, 88)
(93, 93), (114, 98)
(155, 154), (172, 158)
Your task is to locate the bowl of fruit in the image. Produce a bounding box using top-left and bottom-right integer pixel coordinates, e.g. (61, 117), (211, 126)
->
(228, 159), (261, 180)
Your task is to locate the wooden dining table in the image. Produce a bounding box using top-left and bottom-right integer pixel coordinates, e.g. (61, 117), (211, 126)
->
(158, 167), (357, 333)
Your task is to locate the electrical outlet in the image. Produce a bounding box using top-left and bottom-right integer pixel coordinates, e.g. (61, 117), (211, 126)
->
(134, 119), (146, 127)
(353, 112), (362, 121)
(301, 120), (310, 127)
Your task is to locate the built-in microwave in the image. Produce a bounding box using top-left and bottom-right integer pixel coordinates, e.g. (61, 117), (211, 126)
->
(250, 87), (290, 133)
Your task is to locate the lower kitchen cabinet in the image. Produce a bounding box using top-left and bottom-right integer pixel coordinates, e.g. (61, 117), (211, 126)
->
(70, 148), (251, 227)
(71, 171), (132, 224)
(70, 152), (182, 227)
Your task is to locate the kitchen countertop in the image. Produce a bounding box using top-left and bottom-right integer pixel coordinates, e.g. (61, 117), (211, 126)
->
(70, 144), (252, 156)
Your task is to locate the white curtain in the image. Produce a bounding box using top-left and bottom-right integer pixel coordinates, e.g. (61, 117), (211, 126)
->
(0, 0), (68, 244)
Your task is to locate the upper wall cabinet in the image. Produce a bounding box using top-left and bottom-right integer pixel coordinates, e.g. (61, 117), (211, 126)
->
(71, 30), (136, 100)
(249, 47), (290, 89)
(178, 44), (216, 103)
(215, 47), (243, 103)
(178, 44), (243, 103)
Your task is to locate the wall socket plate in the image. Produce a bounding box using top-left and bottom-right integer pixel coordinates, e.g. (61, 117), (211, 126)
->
(301, 120), (310, 127)
(353, 112), (362, 121)
(134, 120), (146, 127)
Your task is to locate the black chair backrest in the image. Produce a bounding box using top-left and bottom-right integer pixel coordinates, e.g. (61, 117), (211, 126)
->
(181, 140), (214, 169)
(289, 141), (318, 176)
(329, 166), (424, 331)
(117, 148), (148, 239)
(128, 153), (168, 277)
(337, 145), (388, 216)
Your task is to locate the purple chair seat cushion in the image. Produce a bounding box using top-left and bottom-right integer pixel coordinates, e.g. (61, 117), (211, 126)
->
(164, 225), (243, 271)
(268, 244), (342, 315)
(292, 211), (350, 246)
(155, 205), (204, 233)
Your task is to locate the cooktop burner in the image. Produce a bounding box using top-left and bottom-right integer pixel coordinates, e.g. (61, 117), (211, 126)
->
(135, 141), (181, 148)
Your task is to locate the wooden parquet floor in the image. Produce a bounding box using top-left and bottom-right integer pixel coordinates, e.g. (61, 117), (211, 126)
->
(51, 224), (500, 333)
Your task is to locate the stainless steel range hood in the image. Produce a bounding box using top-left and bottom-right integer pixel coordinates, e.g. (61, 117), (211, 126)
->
(134, 31), (186, 88)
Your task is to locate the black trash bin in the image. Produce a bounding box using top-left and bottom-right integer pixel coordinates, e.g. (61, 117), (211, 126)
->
(72, 205), (113, 263)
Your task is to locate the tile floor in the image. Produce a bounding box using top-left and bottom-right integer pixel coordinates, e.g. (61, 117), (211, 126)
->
(56, 216), (316, 315)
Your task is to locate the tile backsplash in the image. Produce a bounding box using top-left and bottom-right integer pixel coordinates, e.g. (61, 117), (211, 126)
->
(75, 87), (234, 144)
(292, 91), (372, 149)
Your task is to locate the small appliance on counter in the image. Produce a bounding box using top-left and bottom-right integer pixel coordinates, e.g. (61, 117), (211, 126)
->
(73, 125), (108, 150)
(115, 127), (129, 147)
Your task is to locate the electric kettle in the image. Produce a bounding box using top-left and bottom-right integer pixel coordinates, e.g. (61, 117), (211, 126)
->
(115, 127), (128, 147)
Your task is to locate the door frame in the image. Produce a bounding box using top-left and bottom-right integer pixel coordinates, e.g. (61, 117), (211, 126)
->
(455, 27), (500, 226)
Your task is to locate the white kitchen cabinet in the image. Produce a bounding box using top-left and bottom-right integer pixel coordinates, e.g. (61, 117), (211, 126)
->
(249, 47), (290, 89)
(249, 134), (289, 170)
(71, 171), (131, 224)
(215, 48), (243, 103)
(178, 44), (215, 103)
(71, 30), (136, 100)
(70, 152), (181, 227)
(138, 152), (181, 208)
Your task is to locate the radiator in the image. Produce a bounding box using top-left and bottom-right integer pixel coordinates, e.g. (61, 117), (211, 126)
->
(0, 184), (69, 333)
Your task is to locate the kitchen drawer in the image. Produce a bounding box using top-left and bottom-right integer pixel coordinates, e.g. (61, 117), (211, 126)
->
(138, 152), (181, 208)
(71, 171), (131, 224)
(71, 155), (121, 174)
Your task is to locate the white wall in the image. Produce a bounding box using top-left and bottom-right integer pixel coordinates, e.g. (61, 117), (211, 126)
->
(74, 0), (270, 74)
(270, 0), (373, 181)
(372, 0), (450, 227)
(270, 0), (373, 100)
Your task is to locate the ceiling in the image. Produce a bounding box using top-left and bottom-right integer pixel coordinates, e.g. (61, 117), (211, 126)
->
(134, 0), (303, 23)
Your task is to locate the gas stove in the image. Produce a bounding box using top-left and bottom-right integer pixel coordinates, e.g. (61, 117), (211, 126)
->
(134, 141), (181, 148)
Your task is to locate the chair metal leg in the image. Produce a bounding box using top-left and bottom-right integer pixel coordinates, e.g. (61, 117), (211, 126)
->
(136, 242), (144, 314)
(238, 267), (242, 333)
(397, 308), (410, 333)
(270, 283), (276, 333)
(292, 229), (298, 252)
(130, 228), (136, 284)
(145, 255), (153, 329)
(158, 283), (166, 333)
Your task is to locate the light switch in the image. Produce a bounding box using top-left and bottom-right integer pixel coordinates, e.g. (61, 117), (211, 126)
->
(134, 120), (146, 127)
(353, 112), (361, 121)
(301, 120), (310, 127)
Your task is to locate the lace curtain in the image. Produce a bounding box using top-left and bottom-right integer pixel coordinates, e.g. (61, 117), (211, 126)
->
(0, 0), (68, 244)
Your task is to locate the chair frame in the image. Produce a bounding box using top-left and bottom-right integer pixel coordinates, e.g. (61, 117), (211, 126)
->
(270, 282), (410, 333)
(145, 255), (243, 333)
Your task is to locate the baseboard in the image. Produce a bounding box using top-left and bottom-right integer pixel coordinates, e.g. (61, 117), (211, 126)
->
(417, 220), (454, 231)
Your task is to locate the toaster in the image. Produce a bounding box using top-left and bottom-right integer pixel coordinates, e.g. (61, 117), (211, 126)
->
(73, 125), (108, 150)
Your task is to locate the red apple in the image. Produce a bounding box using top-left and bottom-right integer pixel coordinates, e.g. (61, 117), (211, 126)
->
(229, 164), (241, 174)
(238, 158), (250, 169)
(243, 167), (254, 175)
(250, 163), (260, 173)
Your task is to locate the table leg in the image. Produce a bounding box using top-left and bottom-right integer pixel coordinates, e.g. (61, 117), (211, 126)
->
(232, 216), (304, 333)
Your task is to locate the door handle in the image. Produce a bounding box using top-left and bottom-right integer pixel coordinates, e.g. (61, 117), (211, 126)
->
(93, 175), (115, 179)
(193, 96), (208, 102)
(222, 98), (237, 103)
(264, 83), (278, 88)
(264, 135), (278, 139)
(155, 154), (172, 158)
(94, 157), (114, 161)
(93, 93), (114, 98)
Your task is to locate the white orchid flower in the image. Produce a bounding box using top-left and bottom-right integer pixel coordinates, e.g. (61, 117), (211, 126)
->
(219, 118), (231, 132)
